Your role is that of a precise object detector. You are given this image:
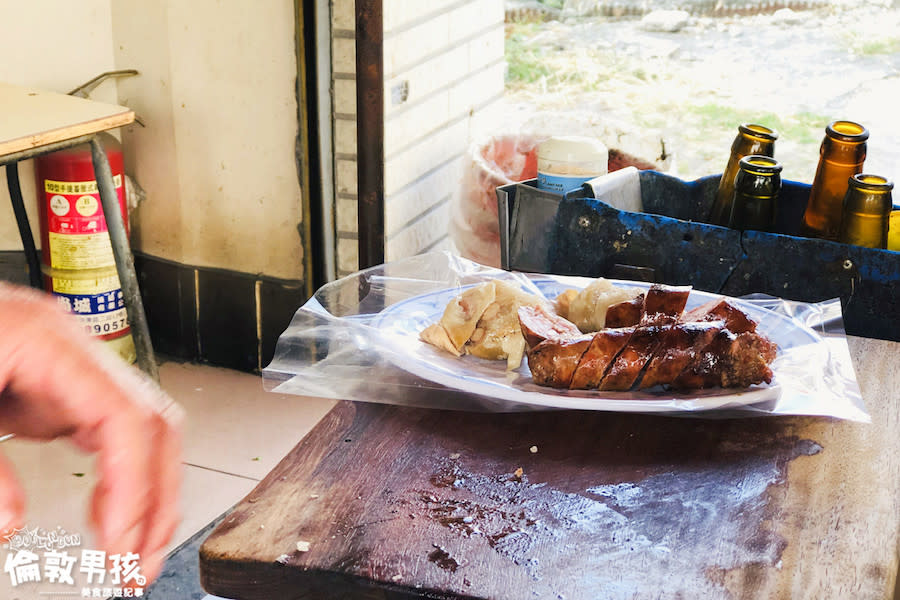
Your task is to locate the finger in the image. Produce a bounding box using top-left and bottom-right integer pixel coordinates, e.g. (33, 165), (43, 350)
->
(0, 452), (25, 535)
(88, 408), (155, 560)
(137, 409), (184, 581)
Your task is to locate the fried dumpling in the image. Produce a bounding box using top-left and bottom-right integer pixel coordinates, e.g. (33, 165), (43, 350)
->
(432, 281), (496, 353)
(419, 322), (461, 356)
(465, 280), (543, 370)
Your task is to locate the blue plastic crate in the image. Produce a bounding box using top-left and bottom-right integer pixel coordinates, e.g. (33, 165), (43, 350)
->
(496, 171), (900, 342)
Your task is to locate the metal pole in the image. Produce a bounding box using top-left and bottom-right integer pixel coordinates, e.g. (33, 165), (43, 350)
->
(89, 137), (159, 382)
(5, 163), (43, 289)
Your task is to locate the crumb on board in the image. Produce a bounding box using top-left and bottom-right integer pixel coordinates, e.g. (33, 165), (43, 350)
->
(530, 445), (538, 454)
(514, 467), (524, 479)
(450, 453), (460, 459)
(296, 540), (311, 552)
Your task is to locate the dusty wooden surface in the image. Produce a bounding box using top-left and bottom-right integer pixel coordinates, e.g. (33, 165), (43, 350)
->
(0, 82), (134, 156)
(200, 336), (900, 600)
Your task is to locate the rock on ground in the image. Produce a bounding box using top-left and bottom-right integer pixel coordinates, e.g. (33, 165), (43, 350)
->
(639, 9), (692, 31)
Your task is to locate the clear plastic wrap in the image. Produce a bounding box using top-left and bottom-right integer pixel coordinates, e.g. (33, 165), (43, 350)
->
(264, 252), (869, 422)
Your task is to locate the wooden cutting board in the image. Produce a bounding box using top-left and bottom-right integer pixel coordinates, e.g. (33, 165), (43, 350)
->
(200, 336), (900, 600)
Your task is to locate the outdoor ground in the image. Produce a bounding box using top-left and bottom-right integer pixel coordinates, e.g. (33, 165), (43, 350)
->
(495, 0), (900, 183)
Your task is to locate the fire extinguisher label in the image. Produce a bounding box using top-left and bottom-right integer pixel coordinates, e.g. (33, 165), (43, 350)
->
(48, 232), (116, 269)
(43, 177), (123, 270)
(51, 272), (130, 340)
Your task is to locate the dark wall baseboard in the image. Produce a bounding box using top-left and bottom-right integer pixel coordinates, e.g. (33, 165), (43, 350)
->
(134, 252), (309, 373)
(0, 250), (310, 374)
(0, 251), (30, 287)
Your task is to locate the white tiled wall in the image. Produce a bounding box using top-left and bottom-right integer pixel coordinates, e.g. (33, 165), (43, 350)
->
(330, 0), (505, 276)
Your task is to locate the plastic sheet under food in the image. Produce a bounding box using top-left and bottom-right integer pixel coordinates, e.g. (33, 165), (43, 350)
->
(264, 252), (869, 422)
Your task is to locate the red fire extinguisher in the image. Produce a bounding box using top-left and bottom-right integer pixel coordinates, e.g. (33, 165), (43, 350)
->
(34, 131), (136, 361)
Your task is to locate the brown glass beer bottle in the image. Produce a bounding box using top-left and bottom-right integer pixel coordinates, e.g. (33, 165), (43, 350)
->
(801, 120), (869, 240)
(838, 174), (893, 249)
(709, 123), (778, 226)
(728, 155), (782, 232)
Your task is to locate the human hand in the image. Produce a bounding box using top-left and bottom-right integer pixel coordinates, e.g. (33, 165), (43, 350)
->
(0, 282), (183, 583)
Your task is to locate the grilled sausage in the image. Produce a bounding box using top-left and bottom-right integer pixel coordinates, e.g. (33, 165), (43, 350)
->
(521, 292), (776, 392)
(518, 304), (582, 350)
(598, 325), (668, 391)
(638, 320), (723, 389)
(569, 327), (634, 389)
(526, 334), (594, 388)
(604, 294), (644, 328)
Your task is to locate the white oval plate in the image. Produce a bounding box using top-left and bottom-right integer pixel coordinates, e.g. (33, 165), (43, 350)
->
(373, 277), (824, 413)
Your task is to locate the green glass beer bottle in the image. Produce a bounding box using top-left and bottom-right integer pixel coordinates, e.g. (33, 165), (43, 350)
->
(709, 123), (778, 226)
(838, 173), (893, 249)
(801, 120), (869, 240)
(728, 155), (782, 232)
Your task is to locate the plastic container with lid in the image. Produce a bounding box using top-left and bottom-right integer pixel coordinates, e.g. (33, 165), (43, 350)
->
(536, 135), (608, 194)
